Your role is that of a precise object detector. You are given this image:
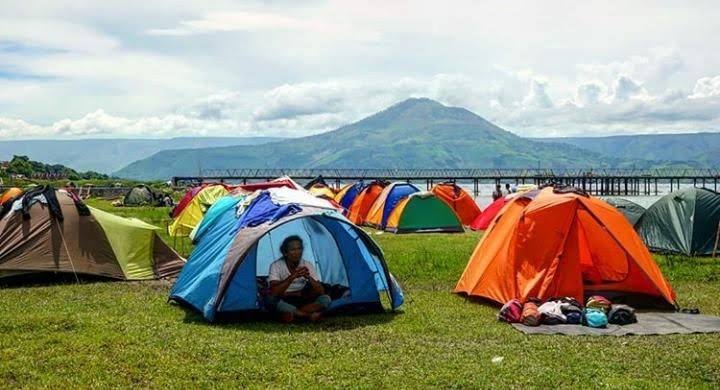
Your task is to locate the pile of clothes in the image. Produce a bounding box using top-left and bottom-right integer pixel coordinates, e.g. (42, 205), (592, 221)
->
(498, 296), (637, 328)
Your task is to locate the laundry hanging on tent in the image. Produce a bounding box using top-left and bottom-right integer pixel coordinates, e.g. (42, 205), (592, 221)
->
(268, 187), (338, 210)
(21, 185), (63, 221)
(233, 192), (302, 231)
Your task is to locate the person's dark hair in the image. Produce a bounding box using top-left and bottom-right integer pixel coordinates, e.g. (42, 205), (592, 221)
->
(280, 235), (303, 255)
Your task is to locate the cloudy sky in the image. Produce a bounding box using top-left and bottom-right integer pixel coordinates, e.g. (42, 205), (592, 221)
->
(2, 0), (720, 139)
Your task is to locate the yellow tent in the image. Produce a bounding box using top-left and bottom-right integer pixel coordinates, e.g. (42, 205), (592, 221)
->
(334, 184), (352, 203)
(309, 184), (336, 199)
(168, 185), (229, 237)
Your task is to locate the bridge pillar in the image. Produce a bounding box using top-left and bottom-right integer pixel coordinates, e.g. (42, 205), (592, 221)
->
(624, 178), (628, 195)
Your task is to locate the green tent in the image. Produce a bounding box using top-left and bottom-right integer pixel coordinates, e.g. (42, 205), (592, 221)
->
(0, 189), (184, 280)
(635, 187), (720, 256)
(123, 185), (158, 206)
(602, 197), (646, 226)
(385, 192), (463, 233)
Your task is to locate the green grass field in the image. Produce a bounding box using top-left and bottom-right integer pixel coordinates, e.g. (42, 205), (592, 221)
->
(1, 201), (719, 387)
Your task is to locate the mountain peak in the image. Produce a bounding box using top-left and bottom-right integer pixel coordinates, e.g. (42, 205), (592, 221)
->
(391, 97), (446, 109)
(356, 97), (486, 129)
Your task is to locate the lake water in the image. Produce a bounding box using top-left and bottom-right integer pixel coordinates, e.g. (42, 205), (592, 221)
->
(454, 183), (681, 209)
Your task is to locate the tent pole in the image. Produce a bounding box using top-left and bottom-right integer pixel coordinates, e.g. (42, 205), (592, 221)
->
(713, 221), (720, 258)
(55, 218), (81, 284)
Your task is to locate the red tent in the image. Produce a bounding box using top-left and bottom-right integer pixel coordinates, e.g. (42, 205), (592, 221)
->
(234, 178), (300, 193)
(469, 197), (507, 231)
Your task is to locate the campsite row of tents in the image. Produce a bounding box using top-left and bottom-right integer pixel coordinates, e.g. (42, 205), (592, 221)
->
(336, 180), (487, 233)
(0, 180), (693, 323)
(166, 179), (476, 238)
(164, 179), (679, 319)
(6, 181), (720, 259)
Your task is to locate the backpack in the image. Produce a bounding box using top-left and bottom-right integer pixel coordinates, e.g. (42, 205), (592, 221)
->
(586, 295), (612, 313)
(582, 308), (608, 328)
(498, 299), (523, 323)
(608, 304), (637, 325)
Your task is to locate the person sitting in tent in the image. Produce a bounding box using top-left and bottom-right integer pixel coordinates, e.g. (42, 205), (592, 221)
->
(266, 236), (331, 323)
(492, 184), (503, 201)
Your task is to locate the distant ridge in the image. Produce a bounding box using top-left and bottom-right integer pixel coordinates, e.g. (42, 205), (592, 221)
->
(116, 98), (688, 180)
(0, 137), (283, 174)
(534, 132), (720, 166)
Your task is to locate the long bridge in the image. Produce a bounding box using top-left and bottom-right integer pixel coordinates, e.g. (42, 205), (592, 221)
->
(172, 168), (720, 197)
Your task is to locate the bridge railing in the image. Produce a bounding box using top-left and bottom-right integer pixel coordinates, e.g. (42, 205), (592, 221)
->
(193, 168), (720, 179)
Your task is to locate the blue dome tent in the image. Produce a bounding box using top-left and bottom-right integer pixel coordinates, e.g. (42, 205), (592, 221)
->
(170, 189), (404, 322)
(335, 181), (367, 210)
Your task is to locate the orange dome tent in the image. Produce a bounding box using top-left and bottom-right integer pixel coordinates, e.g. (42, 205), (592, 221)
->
(346, 180), (388, 225)
(0, 188), (23, 206)
(431, 183), (481, 225)
(455, 187), (676, 309)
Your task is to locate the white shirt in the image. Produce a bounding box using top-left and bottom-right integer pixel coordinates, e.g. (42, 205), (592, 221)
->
(268, 259), (319, 293)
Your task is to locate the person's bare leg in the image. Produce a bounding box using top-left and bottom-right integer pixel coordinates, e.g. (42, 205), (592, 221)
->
(298, 302), (324, 314)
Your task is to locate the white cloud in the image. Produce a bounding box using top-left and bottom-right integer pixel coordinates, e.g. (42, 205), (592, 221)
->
(4, 69), (720, 141)
(690, 75), (720, 99)
(182, 91), (244, 120)
(148, 11), (317, 35)
(0, 110), (248, 139)
(610, 75), (649, 102)
(521, 79), (553, 109)
(249, 74), (488, 123)
(577, 48), (685, 88)
(253, 81), (351, 121)
(575, 81), (607, 107)
(147, 10), (381, 42)
(2, 2), (720, 141)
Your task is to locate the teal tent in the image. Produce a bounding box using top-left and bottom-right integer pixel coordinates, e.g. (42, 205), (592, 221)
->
(635, 187), (720, 256)
(602, 197), (646, 226)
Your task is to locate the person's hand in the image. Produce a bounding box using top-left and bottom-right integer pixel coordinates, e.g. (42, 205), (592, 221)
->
(290, 267), (310, 280)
